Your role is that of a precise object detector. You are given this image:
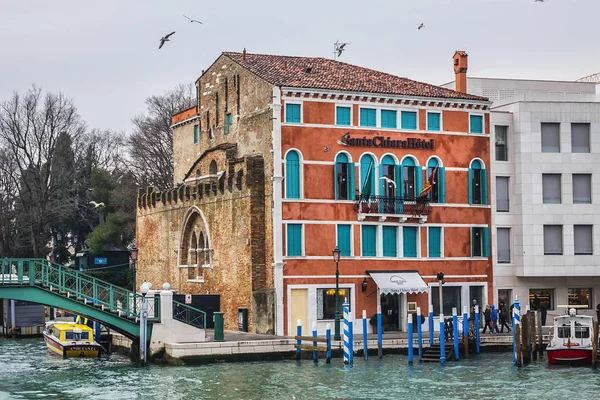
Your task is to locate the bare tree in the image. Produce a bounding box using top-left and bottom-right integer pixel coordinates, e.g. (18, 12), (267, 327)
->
(127, 83), (195, 190)
(0, 86), (86, 257)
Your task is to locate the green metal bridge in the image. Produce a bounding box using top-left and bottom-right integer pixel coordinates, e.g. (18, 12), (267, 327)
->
(0, 258), (166, 340)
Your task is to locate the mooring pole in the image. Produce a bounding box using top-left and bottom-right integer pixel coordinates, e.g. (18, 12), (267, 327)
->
(439, 313), (445, 364)
(474, 305), (480, 354)
(462, 305), (469, 359)
(513, 296), (521, 366)
(428, 303), (434, 346)
(417, 307), (423, 360)
(452, 307), (459, 361)
(325, 324), (332, 364)
(362, 310), (368, 361)
(522, 313), (530, 364)
(591, 320), (598, 369)
(312, 321), (318, 362)
(408, 313), (413, 364)
(296, 319), (302, 359)
(537, 309), (543, 358)
(377, 305), (383, 359)
(532, 310), (538, 361)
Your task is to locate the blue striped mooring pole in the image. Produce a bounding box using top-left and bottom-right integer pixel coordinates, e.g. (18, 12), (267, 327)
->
(343, 300), (351, 364)
(312, 321), (318, 362)
(326, 324), (332, 363)
(475, 305), (480, 354)
(429, 303), (434, 345)
(462, 306), (468, 340)
(362, 310), (368, 360)
(417, 307), (423, 359)
(377, 305), (383, 358)
(439, 313), (445, 364)
(452, 307), (459, 361)
(513, 296), (521, 365)
(408, 313), (413, 363)
(296, 319), (302, 359)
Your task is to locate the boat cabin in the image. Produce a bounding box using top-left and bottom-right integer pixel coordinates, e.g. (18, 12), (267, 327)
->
(47, 323), (95, 343)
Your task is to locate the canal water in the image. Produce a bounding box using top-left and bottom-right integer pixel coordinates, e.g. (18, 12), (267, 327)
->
(1, 338), (600, 399)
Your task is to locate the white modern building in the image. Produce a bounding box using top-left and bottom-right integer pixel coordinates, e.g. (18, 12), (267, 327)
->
(443, 72), (600, 321)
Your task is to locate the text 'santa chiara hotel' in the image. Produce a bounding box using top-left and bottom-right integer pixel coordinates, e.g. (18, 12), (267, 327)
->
(137, 50), (493, 336)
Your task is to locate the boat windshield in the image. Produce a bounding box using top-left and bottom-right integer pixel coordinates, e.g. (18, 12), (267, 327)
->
(557, 325), (570, 338)
(65, 332), (91, 341)
(574, 323), (589, 338)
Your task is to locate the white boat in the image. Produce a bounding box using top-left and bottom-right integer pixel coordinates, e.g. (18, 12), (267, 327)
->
(546, 306), (597, 365)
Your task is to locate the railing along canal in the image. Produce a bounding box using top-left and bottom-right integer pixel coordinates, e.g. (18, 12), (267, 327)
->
(0, 258), (160, 322)
(173, 300), (206, 329)
(354, 195), (432, 216)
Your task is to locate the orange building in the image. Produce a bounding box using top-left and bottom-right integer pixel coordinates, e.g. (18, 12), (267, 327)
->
(155, 50), (492, 336)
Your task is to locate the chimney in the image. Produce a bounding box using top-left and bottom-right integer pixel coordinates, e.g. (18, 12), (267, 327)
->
(242, 48), (247, 63)
(453, 51), (469, 93)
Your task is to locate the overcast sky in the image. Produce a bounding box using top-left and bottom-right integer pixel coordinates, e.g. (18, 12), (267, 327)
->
(1, 0), (599, 132)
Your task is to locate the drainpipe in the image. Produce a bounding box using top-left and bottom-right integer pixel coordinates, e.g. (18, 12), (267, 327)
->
(272, 86), (284, 336)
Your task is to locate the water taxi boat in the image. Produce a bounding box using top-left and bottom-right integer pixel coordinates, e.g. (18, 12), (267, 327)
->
(546, 306), (597, 365)
(43, 321), (102, 358)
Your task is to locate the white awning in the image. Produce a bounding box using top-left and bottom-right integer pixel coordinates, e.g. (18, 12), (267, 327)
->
(367, 270), (428, 295)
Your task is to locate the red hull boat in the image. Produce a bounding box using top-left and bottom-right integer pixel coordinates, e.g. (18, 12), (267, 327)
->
(547, 348), (593, 364)
(546, 307), (598, 366)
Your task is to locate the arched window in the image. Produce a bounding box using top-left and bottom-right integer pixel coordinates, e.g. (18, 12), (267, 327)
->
(359, 154), (376, 199)
(285, 150), (301, 199)
(335, 153), (355, 200)
(379, 155), (397, 198)
(402, 157), (422, 199)
(469, 159), (488, 205)
(427, 158), (446, 203)
(188, 232), (198, 279)
(209, 160), (217, 175)
(198, 232), (205, 266)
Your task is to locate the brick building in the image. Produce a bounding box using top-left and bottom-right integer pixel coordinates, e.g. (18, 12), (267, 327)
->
(136, 50), (493, 336)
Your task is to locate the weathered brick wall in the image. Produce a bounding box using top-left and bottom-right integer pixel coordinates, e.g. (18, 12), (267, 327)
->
(138, 54), (276, 333)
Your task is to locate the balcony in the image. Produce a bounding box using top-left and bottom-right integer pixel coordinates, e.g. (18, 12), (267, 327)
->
(353, 194), (431, 223)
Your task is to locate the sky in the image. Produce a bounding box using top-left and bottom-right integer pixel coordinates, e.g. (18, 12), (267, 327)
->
(1, 0), (599, 132)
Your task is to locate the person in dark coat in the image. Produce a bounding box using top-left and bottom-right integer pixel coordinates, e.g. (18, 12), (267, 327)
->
(499, 301), (511, 333)
(482, 305), (492, 333)
(532, 294), (541, 311)
(540, 302), (548, 326)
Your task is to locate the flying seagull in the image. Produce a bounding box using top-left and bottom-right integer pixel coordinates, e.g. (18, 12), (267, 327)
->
(534, 0), (544, 2)
(334, 40), (349, 59)
(159, 31), (176, 49)
(183, 15), (202, 24)
(418, 23), (425, 30)
(379, 176), (397, 189)
(89, 201), (105, 208)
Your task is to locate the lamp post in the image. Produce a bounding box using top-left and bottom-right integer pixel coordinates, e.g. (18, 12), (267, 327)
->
(130, 247), (138, 294)
(437, 271), (445, 319)
(332, 247), (341, 341)
(139, 282), (150, 366)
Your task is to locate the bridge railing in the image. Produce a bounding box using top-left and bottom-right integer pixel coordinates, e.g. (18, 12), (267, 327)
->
(0, 258), (160, 322)
(173, 300), (206, 329)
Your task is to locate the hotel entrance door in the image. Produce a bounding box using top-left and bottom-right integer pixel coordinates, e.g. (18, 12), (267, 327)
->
(381, 293), (403, 331)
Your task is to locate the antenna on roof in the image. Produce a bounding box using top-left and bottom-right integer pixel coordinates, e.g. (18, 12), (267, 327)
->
(333, 40), (349, 60)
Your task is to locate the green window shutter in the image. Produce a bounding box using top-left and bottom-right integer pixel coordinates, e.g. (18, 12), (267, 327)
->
(334, 163), (339, 200)
(382, 226), (397, 257)
(427, 113), (441, 131)
(381, 110), (397, 128)
(415, 166), (423, 196)
(428, 227), (441, 258)
(194, 125), (199, 143)
(361, 225), (377, 256)
(482, 227), (490, 258)
(403, 227), (417, 257)
(360, 108), (376, 127)
(348, 162), (355, 200)
(379, 164), (385, 198)
(225, 114), (232, 134)
(470, 227), (475, 257)
(287, 224), (302, 256)
(395, 164), (403, 199)
(285, 151), (300, 199)
(438, 167), (446, 203)
(337, 225), (351, 256)
(336, 106), (351, 126)
(401, 111), (417, 130)
(481, 169), (488, 205)
(286, 104), (301, 123)
(468, 168), (473, 204)
(470, 115), (483, 134)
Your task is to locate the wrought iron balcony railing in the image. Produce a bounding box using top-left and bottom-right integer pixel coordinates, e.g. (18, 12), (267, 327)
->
(353, 195), (432, 217)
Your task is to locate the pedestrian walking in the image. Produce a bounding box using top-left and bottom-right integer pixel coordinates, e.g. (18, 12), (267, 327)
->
(499, 301), (511, 333)
(490, 304), (500, 334)
(540, 302), (548, 326)
(482, 305), (492, 333)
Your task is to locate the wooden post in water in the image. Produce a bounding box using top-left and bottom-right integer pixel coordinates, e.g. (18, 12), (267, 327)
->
(522, 313), (531, 364)
(592, 320), (599, 369)
(515, 324), (522, 367)
(531, 310), (538, 361)
(528, 311), (535, 362)
(536, 310), (543, 359)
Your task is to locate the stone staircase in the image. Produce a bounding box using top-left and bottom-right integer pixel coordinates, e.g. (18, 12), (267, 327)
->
(420, 342), (455, 362)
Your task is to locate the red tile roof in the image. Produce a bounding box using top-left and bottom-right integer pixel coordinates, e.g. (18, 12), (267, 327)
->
(223, 52), (487, 102)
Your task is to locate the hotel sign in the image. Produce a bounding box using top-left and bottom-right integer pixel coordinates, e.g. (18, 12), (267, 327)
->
(340, 133), (434, 150)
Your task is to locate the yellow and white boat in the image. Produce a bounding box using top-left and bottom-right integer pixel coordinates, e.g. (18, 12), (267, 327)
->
(43, 320), (102, 358)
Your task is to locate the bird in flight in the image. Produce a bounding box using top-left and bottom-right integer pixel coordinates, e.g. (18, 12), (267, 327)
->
(534, 0), (544, 2)
(159, 31), (176, 49)
(334, 40), (349, 58)
(183, 15), (202, 24)
(89, 201), (105, 208)
(418, 23), (425, 30)
(379, 176), (397, 189)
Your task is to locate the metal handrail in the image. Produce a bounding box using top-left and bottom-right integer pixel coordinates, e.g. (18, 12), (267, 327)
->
(172, 300), (207, 329)
(354, 194), (432, 216)
(0, 258), (160, 323)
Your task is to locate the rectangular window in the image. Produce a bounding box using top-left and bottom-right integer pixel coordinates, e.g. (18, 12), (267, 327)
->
(431, 286), (461, 316)
(285, 103), (301, 123)
(542, 174), (561, 204)
(427, 112), (441, 131)
(336, 106), (351, 126)
(361, 225), (377, 256)
(286, 224), (302, 256)
(495, 125), (508, 161)
(470, 115), (483, 134)
(224, 113), (232, 134)
(359, 108), (376, 127)
(568, 288), (592, 309)
(574, 225), (593, 255)
(496, 176), (509, 212)
(337, 225), (352, 257)
(571, 123), (590, 153)
(543, 225), (563, 255)
(497, 228), (510, 263)
(380, 110), (397, 129)
(317, 288), (351, 320)
(403, 226), (417, 257)
(382, 226), (397, 257)
(541, 122), (560, 152)
(472, 227), (483, 257)
(400, 111), (417, 130)
(573, 174), (591, 204)
(193, 124), (199, 144)
(529, 288), (554, 310)
(428, 227), (441, 258)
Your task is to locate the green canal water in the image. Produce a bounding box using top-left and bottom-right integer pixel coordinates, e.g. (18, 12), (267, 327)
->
(1, 338), (600, 399)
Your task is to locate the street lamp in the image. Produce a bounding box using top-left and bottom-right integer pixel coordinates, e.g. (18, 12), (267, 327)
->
(130, 247), (138, 294)
(139, 282), (150, 366)
(332, 247), (341, 341)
